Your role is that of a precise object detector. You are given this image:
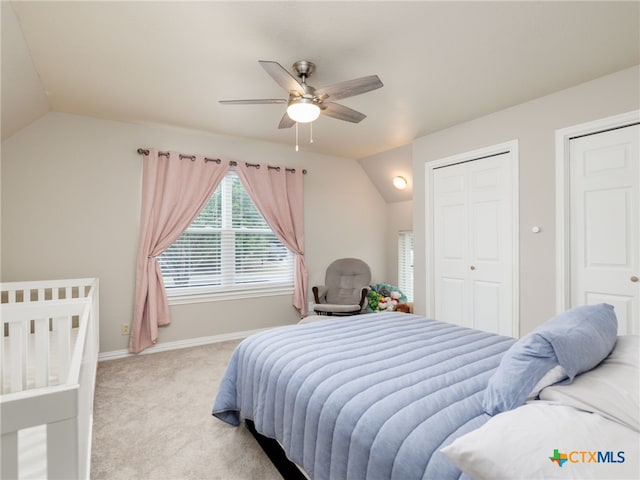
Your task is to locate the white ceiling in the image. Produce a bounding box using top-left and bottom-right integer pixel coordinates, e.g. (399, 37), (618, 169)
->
(2, 1), (639, 164)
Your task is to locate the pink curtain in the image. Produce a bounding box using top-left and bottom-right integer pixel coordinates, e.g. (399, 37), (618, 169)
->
(130, 149), (230, 353)
(235, 162), (308, 316)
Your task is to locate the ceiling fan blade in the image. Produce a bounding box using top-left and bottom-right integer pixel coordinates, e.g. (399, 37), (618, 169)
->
(219, 99), (287, 105)
(259, 60), (304, 95)
(278, 112), (295, 129)
(321, 102), (367, 123)
(315, 75), (383, 101)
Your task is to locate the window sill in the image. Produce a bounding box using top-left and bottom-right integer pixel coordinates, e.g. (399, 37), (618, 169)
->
(166, 284), (294, 305)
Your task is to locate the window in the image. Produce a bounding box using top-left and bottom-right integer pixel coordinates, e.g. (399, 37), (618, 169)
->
(398, 230), (414, 302)
(158, 171), (294, 303)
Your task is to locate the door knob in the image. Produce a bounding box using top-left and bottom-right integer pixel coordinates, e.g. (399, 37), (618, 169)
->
(470, 265), (476, 271)
(632, 276), (639, 283)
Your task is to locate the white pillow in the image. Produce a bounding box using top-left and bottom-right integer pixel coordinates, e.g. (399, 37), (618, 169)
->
(540, 335), (639, 431)
(441, 402), (640, 480)
(527, 365), (567, 400)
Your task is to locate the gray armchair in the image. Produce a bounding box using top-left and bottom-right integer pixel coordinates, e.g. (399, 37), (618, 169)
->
(312, 258), (371, 315)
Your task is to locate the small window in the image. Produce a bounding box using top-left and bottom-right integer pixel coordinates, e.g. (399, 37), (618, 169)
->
(398, 231), (414, 302)
(158, 171), (294, 302)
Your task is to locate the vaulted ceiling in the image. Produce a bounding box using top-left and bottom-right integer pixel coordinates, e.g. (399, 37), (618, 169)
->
(2, 1), (639, 199)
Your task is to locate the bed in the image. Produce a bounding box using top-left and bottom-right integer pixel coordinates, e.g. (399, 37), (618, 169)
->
(213, 305), (639, 480)
(1, 278), (99, 480)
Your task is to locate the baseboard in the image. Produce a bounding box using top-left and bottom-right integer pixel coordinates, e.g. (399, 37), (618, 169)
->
(98, 327), (271, 361)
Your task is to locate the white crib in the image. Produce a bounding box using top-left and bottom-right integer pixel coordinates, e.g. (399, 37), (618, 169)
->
(1, 278), (99, 480)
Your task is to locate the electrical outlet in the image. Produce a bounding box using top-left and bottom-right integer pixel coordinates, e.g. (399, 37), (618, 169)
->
(121, 324), (130, 335)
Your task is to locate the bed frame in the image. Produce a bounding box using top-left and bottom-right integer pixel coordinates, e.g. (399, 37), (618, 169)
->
(245, 419), (306, 480)
(1, 278), (99, 479)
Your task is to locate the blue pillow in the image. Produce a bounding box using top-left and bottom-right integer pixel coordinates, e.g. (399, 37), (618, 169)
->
(483, 303), (617, 416)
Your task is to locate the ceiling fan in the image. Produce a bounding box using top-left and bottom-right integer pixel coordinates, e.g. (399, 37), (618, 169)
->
(219, 60), (383, 128)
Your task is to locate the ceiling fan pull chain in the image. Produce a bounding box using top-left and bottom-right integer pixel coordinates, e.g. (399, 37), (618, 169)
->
(310, 122), (314, 144)
(295, 122), (299, 152)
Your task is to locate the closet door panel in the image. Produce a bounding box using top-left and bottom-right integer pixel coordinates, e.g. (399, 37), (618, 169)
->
(473, 280), (501, 333)
(434, 163), (469, 325)
(468, 153), (513, 335)
(440, 278), (466, 326)
(473, 201), (500, 261)
(570, 124), (639, 334)
(432, 150), (514, 336)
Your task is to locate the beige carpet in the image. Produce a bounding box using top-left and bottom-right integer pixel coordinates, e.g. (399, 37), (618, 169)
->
(91, 340), (283, 480)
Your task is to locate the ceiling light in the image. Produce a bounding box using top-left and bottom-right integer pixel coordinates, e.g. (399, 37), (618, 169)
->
(287, 98), (321, 123)
(393, 176), (408, 190)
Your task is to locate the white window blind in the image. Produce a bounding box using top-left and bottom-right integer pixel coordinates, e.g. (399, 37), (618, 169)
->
(398, 230), (414, 302)
(158, 171), (294, 300)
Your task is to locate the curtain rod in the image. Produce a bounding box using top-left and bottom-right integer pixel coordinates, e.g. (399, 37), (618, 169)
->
(136, 148), (307, 174)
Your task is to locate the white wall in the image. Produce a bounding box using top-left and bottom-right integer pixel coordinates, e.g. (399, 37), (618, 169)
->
(1, 112), (388, 353)
(358, 143), (414, 290)
(385, 201), (413, 286)
(413, 65), (640, 336)
(358, 144), (413, 203)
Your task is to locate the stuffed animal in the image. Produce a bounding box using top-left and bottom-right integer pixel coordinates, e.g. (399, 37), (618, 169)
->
(367, 284), (407, 312)
(378, 292), (401, 311)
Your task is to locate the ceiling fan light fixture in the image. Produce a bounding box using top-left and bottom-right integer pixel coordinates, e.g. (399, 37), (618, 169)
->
(287, 98), (321, 123)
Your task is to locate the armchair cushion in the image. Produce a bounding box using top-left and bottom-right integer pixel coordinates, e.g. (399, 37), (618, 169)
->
(326, 285), (367, 305)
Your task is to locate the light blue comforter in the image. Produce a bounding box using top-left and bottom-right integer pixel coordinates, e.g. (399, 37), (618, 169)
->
(213, 313), (514, 480)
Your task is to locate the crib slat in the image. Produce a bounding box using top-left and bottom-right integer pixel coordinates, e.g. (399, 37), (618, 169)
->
(8, 290), (16, 303)
(8, 322), (27, 393)
(34, 318), (50, 388)
(55, 316), (72, 383)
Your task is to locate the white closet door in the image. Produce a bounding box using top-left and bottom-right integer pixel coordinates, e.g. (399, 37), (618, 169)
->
(434, 163), (468, 326)
(433, 152), (514, 336)
(570, 124), (639, 334)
